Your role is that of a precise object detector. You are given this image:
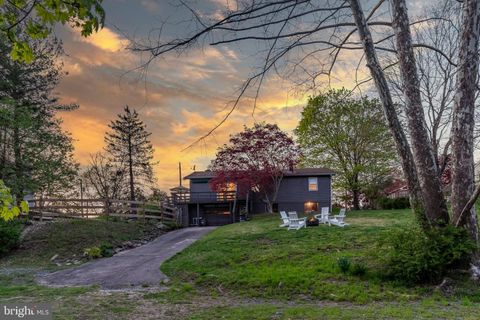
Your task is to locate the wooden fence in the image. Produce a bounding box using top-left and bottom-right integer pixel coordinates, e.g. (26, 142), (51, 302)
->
(26, 198), (180, 224)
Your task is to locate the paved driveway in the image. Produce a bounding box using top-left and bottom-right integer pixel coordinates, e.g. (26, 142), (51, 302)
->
(37, 227), (216, 289)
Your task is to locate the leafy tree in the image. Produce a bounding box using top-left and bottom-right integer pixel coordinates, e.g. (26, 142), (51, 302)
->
(210, 123), (299, 213)
(0, 0), (105, 62)
(105, 106), (156, 201)
(0, 35), (78, 198)
(0, 179), (28, 221)
(295, 89), (396, 210)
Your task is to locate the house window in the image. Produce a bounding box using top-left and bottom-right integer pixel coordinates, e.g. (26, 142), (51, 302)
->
(308, 177), (318, 191)
(304, 202), (318, 212)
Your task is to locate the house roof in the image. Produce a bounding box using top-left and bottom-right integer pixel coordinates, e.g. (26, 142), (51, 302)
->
(183, 167), (335, 180)
(283, 168), (336, 176)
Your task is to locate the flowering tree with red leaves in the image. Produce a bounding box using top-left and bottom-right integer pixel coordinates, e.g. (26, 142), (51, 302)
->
(210, 123), (300, 213)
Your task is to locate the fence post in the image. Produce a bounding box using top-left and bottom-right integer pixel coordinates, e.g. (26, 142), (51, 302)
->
(39, 196), (44, 222)
(105, 198), (110, 218)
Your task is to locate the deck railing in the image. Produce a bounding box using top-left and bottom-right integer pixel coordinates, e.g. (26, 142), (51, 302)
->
(169, 191), (237, 204)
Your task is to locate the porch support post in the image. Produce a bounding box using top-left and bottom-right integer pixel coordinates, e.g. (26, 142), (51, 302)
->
(196, 202), (200, 226)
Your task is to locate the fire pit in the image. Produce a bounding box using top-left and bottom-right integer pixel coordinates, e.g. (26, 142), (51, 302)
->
(306, 216), (319, 227)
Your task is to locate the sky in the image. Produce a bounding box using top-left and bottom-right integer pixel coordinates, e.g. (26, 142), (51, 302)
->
(54, 0), (429, 192)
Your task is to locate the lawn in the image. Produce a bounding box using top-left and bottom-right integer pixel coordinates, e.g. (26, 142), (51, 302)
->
(161, 210), (421, 302)
(157, 210), (480, 319)
(1, 210), (480, 319)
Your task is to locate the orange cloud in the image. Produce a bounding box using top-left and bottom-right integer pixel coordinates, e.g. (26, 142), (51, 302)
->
(75, 27), (127, 52)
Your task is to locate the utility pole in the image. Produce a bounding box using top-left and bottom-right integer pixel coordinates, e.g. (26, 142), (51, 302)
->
(179, 162), (182, 187)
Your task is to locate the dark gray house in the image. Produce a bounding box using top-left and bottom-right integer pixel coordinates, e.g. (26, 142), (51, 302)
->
(172, 168), (334, 226)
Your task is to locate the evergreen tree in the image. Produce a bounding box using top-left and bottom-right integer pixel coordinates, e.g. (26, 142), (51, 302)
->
(105, 106), (156, 201)
(0, 33), (78, 198)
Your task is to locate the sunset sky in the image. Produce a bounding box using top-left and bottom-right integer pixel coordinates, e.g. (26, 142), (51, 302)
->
(54, 0), (427, 192)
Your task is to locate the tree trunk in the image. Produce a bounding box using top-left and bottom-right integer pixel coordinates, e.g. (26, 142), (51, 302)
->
(12, 105), (23, 199)
(389, 0), (449, 226)
(127, 133), (135, 202)
(451, 0), (480, 247)
(264, 191), (273, 213)
(348, 0), (426, 227)
(0, 128), (7, 178)
(352, 189), (360, 210)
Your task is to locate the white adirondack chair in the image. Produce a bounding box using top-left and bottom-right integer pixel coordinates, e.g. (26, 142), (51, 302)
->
(279, 211), (290, 227)
(330, 208), (348, 227)
(287, 211), (306, 230)
(314, 207), (331, 226)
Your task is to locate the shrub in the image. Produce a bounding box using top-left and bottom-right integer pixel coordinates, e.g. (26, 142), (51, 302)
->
(337, 257), (351, 273)
(0, 220), (21, 256)
(393, 197), (410, 209)
(84, 246), (102, 259)
(381, 225), (475, 284)
(350, 262), (367, 276)
(100, 243), (114, 257)
(377, 197), (410, 210)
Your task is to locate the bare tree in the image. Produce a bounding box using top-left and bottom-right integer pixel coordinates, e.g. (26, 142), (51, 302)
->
(450, 0), (480, 247)
(130, 0), (480, 273)
(384, 1), (459, 175)
(82, 152), (126, 200)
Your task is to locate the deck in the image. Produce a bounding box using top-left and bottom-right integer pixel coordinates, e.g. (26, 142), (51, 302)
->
(170, 191), (237, 204)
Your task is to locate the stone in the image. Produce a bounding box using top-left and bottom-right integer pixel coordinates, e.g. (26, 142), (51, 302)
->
(436, 277), (455, 296)
(156, 223), (167, 230)
(50, 254), (59, 261)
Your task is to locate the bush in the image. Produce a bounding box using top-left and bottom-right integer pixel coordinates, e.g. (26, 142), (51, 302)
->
(84, 246), (102, 259)
(381, 225), (475, 284)
(99, 243), (114, 257)
(337, 257), (351, 273)
(0, 220), (21, 256)
(378, 197), (410, 210)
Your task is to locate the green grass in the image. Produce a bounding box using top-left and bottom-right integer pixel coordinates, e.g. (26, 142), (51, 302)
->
(1, 210), (480, 319)
(161, 210), (480, 304)
(161, 210), (417, 302)
(188, 300), (480, 320)
(0, 218), (160, 268)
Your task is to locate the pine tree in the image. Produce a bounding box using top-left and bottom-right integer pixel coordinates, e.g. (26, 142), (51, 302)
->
(0, 33), (78, 198)
(105, 106), (156, 201)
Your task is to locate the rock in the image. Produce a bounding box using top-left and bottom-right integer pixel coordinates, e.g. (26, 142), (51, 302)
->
(156, 223), (167, 230)
(160, 278), (170, 284)
(471, 264), (480, 281)
(55, 262), (62, 267)
(436, 277), (455, 296)
(73, 260), (81, 265)
(50, 254), (59, 261)
(66, 262), (72, 266)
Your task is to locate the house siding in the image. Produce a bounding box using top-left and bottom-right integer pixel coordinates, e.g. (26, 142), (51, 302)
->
(182, 173), (332, 225)
(251, 175), (332, 213)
